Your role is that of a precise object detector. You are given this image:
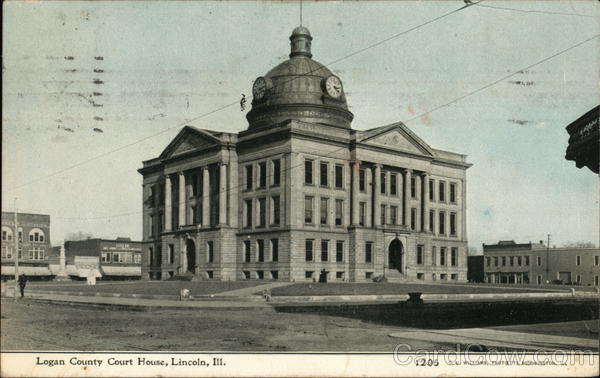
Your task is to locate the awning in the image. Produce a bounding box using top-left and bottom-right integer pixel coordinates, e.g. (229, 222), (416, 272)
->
(101, 266), (141, 276)
(1, 265), (52, 276)
(65, 265), (102, 278)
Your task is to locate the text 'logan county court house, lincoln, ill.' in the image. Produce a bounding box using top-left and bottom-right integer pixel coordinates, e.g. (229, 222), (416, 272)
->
(138, 27), (472, 282)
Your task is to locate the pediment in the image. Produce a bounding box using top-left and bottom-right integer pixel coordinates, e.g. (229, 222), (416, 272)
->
(361, 124), (434, 157)
(159, 126), (220, 159)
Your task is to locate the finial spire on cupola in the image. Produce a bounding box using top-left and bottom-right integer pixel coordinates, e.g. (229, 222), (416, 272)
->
(289, 26), (312, 58)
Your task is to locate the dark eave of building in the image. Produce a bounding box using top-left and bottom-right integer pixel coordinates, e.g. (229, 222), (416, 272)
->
(565, 105), (599, 174)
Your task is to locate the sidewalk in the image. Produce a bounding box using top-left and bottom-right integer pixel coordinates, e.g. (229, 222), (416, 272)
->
(214, 281), (294, 296)
(5, 290), (271, 310)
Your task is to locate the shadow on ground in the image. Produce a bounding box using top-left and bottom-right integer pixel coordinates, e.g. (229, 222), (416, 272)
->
(274, 299), (599, 329)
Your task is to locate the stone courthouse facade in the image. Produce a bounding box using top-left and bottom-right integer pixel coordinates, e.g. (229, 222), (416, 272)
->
(138, 27), (471, 282)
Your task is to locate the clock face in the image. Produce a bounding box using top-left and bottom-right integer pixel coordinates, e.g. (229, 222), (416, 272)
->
(252, 77), (267, 99)
(325, 76), (342, 98)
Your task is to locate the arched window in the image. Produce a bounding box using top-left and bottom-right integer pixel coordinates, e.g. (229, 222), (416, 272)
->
(28, 228), (46, 243)
(1, 226), (13, 241)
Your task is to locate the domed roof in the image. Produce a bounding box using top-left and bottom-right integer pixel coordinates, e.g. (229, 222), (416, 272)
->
(246, 27), (353, 130)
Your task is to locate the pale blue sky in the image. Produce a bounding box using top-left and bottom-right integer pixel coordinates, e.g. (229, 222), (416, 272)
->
(2, 1), (598, 250)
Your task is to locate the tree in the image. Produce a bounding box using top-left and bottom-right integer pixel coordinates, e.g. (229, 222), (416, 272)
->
(65, 231), (94, 241)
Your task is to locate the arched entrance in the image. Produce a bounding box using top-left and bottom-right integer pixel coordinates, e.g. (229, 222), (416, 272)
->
(388, 239), (403, 272)
(186, 239), (196, 273)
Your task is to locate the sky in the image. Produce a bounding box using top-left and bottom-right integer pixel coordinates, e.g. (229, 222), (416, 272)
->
(2, 0), (599, 250)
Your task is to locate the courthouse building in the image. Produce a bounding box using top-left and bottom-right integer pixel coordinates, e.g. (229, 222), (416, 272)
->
(138, 27), (471, 282)
(483, 240), (600, 286)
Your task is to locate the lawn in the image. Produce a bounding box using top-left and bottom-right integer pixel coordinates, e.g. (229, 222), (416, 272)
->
(266, 282), (562, 296)
(27, 280), (266, 296)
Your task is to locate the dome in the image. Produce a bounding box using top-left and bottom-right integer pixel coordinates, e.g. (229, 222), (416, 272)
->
(246, 27), (354, 130)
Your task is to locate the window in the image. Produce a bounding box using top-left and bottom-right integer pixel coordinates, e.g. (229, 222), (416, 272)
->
(336, 241), (344, 262)
(595, 256), (599, 266)
(417, 273), (424, 280)
(245, 165), (253, 190)
(365, 272), (374, 279)
(410, 177), (416, 198)
(537, 256), (542, 266)
(410, 208), (417, 230)
(517, 256), (522, 266)
(428, 179), (435, 201)
(335, 164), (343, 188)
(525, 256), (530, 266)
(257, 240), (265, 262)
(390, 206), (398, 225)
(29, 228), (45, 243)
(336, 272), (344, 280)
(595, 276), (599, 286)
(381, 172), (386, 194)
(259, 162), (267, 188)
(321, 240), (329, 262)
(271, 196), (281, 225)
(439, 182), (446, 202)
(271, 239), (279, 262)
(305, 196), (314, 224)
(365, 242), (373, 263)
(429, 210), (435, 233)
(207, 241), (214, 263)
(501, 256), (506, 266)
(320, 162), (329, 186)
(320, 198), (329, 225)
(335, 199), (343, 226)
(359, 202), (366, 226)
(576, 255), (581, 266)
(417, 245), (424, 265)
(450, 213), (457, 236)
(439, 211), (446, 234)
(149, 247), (154, 266)
(359, 169), (366, 192)
(243, 271), (251, 279)
(305, 271), (314, 279)
(272, 159), (281, 187)
(494, 256), (498, 266)
(509, 256), (514, 266)
(244, 240), (251, 262)
(440, 247), (446, 266)
(451, 274), (458, 281)
(244, 199), (253, 228)
(271, 271), (279, 280)
(537, 275), (542, 285)
(305, 239), (314, 261)
(485, 256), (490, 267)
(381, 205), (386, 225)
(134, 254), (141, 264)
(1, 228), (12, 241)
(576, 274), (581, 284)
(304, 159), (313, 185)
(191, 175), (199, 197)
(168, 244), (175, 264)
(451, 247), (458, 266)
(450, 182), (457, 203)
(432, 246), (437, 266)
(258, 198), (266, 227)
(101, 252), (110, 262)
(390, 173), (397, 195)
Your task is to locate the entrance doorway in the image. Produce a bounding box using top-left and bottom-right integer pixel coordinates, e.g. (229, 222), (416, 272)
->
(186, 239), (196, 273)
(388, 239), (403, 272)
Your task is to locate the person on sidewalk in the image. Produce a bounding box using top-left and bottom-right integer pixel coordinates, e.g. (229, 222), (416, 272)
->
(17, 274), (27, 298)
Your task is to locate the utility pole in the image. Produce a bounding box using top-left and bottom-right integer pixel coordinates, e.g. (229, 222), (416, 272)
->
(14, 198), (19, 301)
(545, 234), (551, 284)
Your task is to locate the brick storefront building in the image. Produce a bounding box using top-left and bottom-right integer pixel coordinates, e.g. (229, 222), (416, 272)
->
(138, 27), (471, 282)
(483, 240), (600, 286)
(1, 212), (52, 279)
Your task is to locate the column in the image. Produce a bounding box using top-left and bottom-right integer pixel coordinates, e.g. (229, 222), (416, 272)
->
(218, 163), (228, 226)
(351, 161), (360, 226)
(164, 176), (172, 231)
(373, 164), (382, 227)
(202, 166), (211, 227)
(403, 169), (412, 226)
(422, 172), (430, 232)
(178, 172), (186, 227)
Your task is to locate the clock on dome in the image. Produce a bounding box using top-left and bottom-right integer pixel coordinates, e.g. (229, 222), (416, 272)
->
(252, 77), (268, 99)
(324, 75), (343, 98)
